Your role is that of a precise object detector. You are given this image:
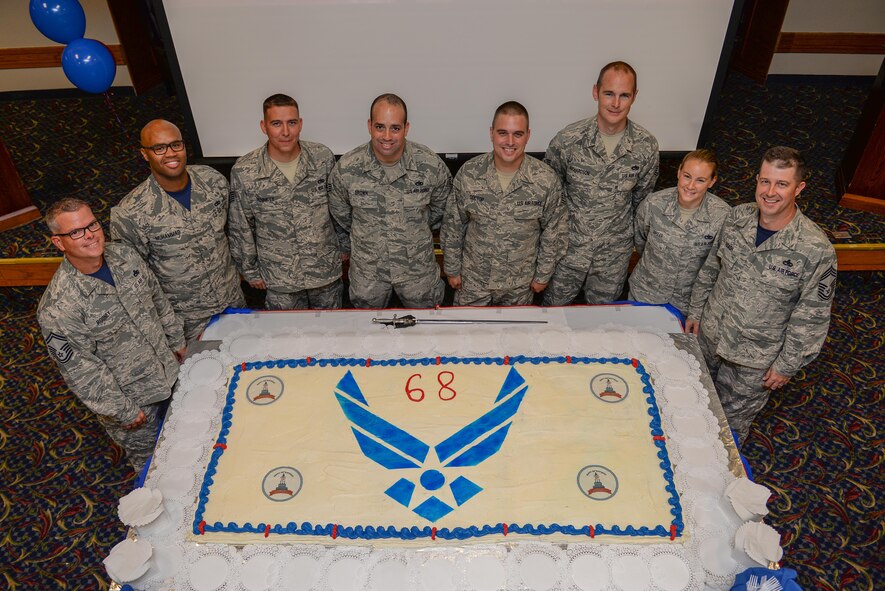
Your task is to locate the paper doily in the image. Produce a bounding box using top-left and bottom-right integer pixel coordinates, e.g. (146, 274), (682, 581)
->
(137, 325), (745, 591)
(179, 350), (228, 390)
(221, 331), (271, 363)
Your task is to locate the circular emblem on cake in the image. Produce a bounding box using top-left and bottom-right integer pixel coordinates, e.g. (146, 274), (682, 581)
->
(577, 465), (618, 500)
(261, 466), (303, 502)
(246, 375), (284, 405)
(589, 373), (628, 403)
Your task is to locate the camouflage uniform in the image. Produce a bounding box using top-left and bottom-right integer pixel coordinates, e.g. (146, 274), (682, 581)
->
(111, 165), (245, 341)
(688, 203), (837, 445)
(441, 153), (568, 306)
(328, 141), (450, 308)
(37, 243), (185, 471)
(229, 141), (343, 310)
(628, 187), (731, 315)
(542, 116), (659, 305)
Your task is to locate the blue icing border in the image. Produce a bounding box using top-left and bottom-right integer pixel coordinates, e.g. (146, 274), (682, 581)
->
(192, 356), (683, 540)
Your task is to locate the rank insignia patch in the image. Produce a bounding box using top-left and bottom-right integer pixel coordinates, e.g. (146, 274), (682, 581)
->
(46, 332), (73, 364)
(818, 266), (837, 301)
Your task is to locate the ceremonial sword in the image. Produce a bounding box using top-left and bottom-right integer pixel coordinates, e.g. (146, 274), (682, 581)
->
(372, 314), (547, 329)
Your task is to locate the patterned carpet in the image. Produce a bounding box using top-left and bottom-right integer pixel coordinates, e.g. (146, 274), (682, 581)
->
(700, 74), (882, 244)
(0, 286), (134, 589)
(742, 272), (884, 590)
(0, 87), (184, 258)
(1, 73), (883, 589)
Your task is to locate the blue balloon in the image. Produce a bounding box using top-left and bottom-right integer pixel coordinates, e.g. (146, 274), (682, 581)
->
(61, 38), (116, 94)
(29, 0), (86, 44)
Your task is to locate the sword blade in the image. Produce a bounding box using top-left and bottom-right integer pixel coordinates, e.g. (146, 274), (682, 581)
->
(415, 318), (548, 325)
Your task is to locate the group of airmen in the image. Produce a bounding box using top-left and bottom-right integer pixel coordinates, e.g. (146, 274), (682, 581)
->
(36, 60), (837, 472)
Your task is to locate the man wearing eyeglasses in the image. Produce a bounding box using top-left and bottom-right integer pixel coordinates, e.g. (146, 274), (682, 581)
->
(38, 198), (186, 472)
(111, 119), (245, 342)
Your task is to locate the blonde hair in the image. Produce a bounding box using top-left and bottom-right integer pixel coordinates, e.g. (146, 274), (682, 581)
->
(680, 149), (719, 178)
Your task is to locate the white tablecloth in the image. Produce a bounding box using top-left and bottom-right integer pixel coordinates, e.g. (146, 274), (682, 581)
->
(122, 306), (760, 591)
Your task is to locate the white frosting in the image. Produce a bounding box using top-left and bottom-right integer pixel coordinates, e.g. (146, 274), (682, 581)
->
(136, 326), (745, 590)
(194, 358), (678, 545)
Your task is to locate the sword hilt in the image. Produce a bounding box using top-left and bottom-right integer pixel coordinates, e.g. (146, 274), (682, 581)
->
(372, 314), (418, 329)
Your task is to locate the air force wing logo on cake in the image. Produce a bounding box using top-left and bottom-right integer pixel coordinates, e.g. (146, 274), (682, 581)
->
(334, 366), (528, 522)
(193, 356), (685, 544)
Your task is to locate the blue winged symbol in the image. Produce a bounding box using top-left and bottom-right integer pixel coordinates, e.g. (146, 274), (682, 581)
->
(333, 366), (528, 521)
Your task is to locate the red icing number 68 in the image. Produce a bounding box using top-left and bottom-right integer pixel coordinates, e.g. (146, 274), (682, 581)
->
(405, 372), (457, 402)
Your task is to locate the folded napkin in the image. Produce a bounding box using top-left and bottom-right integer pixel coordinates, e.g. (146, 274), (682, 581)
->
(735, 521), (784, 566)
(118, 487), (164, 527)
(726, 478), (772, 521)
(103, 538), (152, 583)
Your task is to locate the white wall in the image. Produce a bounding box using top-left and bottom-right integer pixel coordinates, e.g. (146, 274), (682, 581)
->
(0, 0), (131, 92)
(162, 0), (735, 157)
(769, 0), (885, 76)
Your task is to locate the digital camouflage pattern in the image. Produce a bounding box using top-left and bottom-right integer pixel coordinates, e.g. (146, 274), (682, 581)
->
(543, 116), (659, 304)
(441, 152), (567, 305)
(328, 141), (451, 307)
(37, 243), (184, 470)
(688, 203), (837, 378)
(629, 187), (731, 315)
(110, 165), (245, 340)
(697, 330), (770, 448)
(264, 279), (343, 310)
(228, 141), (343, 303)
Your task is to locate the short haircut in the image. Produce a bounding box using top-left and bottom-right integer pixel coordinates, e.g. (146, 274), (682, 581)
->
(370, 93), (408, 123)
(596, 61), (637, 92)
(263, 93), (299, 116)
(45, 197), (91, 233)
(492, 101), (530, 128)
(680, 149), (719, 178)
(762, 146), (807, 181)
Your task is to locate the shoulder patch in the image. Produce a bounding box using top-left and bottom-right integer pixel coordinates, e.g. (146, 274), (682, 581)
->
(818, 266), (837, 301)
(46, 332), (74, 364)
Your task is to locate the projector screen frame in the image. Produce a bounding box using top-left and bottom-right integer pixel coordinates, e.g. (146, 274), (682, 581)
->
(146, 0), (746, 169)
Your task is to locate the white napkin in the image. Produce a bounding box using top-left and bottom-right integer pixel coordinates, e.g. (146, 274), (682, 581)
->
(118, 487), (164, 526)
(103, 538), (152, 583)
(735, 521), (784, 566)
(725, 478), (772, 521)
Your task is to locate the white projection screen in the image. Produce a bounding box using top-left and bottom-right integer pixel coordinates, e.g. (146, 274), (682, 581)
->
(155, 0), (739, 158)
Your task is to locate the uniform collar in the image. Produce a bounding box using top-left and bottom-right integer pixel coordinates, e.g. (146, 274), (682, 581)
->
(362, 141), (415, 177)
(481, 152), (531, 193)
(584, 116), (635, 156)
(145, 167), (197, 213)
(59, 252), (116, 295)
(661, 188), (719, 223)
(257, 142), (312, 184)
(364, 140), (415, 172)
(736, 203), (805, 251)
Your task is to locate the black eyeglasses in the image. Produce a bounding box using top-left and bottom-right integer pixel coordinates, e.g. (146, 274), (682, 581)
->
(53, 220), (102, 239)
(141, 140), (185, 155)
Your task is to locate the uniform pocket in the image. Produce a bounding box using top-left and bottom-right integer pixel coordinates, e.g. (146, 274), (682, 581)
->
(403, 189), (431, 209)
(617, 171), (637, 192)
(351, 193), (378, 210)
